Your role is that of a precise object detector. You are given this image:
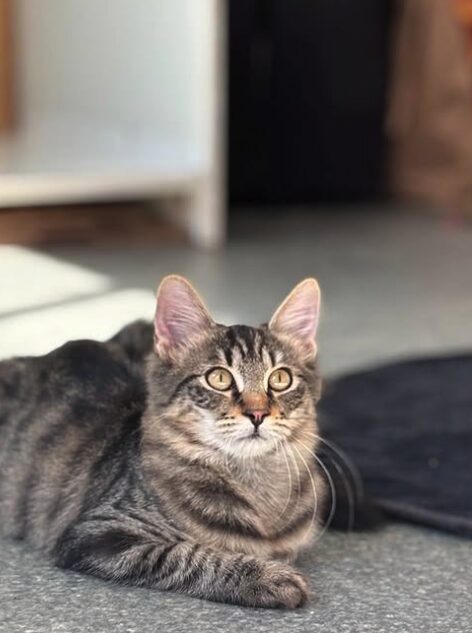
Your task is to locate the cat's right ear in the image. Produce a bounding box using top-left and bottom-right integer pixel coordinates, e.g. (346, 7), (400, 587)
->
(154, 275), (214, 359)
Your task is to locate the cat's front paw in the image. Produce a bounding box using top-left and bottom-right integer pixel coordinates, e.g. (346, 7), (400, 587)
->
(243, 561), (309, 609)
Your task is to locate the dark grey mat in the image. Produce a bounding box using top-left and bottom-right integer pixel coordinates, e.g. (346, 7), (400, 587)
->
(319, 354), (472, 537)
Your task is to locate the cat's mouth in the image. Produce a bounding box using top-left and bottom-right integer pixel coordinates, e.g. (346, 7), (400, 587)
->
(225, 429), (280, 457)
(244, 428), (268, 441)
(236, 433), (262, 442)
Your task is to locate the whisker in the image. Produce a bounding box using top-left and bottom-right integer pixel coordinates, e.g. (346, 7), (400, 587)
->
(293, 438), (337, 544)
(286, 443), (301, 505)
(300, 431), (363, 531)
(298, 433), (355, 532)
(291, 443), (319, 543)
(300, 430), (364, 502)
(279, 441), (293, 518)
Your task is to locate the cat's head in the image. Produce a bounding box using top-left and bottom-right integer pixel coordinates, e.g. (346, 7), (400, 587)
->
(147, 275), (321, 459)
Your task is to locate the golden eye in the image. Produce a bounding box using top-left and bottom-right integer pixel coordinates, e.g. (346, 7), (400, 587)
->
(206, 367), (234, 391)
(268, 368), (292, 392)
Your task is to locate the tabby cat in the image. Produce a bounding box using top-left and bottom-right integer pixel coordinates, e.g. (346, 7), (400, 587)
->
(0, 276), (325, 608)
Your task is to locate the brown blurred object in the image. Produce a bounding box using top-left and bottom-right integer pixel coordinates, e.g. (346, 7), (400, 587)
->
(0, 203), (187, 246)
(0, 0), (13, 132)
(387, 0), (472, 213)
(454, 0), (472, 57)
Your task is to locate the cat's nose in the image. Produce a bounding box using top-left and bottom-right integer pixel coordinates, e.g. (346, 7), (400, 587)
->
(245, 409), (270, 429)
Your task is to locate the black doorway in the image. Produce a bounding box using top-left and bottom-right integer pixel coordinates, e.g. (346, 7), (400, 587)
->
(228, 0), (392, 205)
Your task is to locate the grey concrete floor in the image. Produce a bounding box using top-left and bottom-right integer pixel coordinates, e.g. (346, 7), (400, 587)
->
(0, 206), (472, 631)
(1, 525), (470, 633)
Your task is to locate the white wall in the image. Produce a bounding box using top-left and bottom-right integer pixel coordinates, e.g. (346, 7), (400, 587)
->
(14, 0), (216, 162)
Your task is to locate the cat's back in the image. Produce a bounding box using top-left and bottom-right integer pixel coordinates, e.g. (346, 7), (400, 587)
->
(0, 338), (143, 430)
(0, 338), (146, 549)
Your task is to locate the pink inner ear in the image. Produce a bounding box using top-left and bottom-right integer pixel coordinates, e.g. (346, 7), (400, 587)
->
(282, 308), (316, 338)
(270, 279), (320, 346)
(154, 277), (212, 355)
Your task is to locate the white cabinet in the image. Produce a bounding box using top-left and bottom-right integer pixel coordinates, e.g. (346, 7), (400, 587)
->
(0, 0), (226, 248)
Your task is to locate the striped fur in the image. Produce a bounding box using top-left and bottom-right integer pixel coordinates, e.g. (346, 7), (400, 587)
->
(0, 282), (325, 608)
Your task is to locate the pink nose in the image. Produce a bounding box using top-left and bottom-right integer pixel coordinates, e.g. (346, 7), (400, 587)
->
(245, 409), (270, 428)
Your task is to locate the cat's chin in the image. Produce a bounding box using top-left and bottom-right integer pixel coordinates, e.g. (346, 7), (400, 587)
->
(214, 435), (280, 460)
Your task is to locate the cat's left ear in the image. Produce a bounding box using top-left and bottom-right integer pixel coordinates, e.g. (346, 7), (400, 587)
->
(269, 278), (321, 358)
(154, 275), (214, 359)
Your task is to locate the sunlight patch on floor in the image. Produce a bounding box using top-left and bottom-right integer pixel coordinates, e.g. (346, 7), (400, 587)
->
(0, 287), (155, 359)
(0, 246), (110, 316)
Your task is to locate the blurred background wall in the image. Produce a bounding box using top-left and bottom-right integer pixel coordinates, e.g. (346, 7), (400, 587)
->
(0, 0), (472, 247)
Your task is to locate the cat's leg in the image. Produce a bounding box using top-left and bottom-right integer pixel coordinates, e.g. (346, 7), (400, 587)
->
(53, 520), (309, 608)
